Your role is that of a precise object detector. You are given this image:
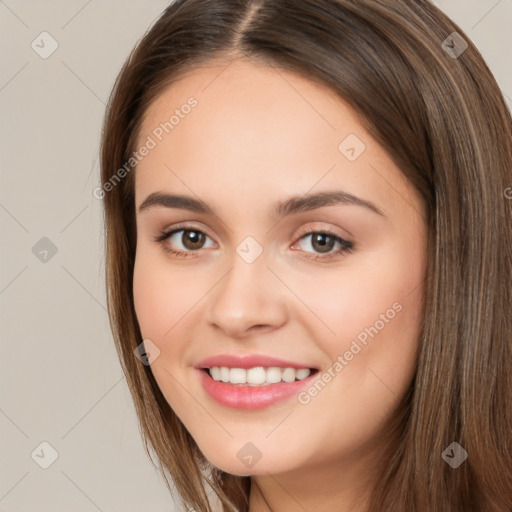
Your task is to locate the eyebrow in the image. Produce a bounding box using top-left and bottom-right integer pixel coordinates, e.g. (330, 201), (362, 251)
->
(138, 190), (386, 218)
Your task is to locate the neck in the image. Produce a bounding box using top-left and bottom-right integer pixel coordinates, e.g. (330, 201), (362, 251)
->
(247, 448), (380, 512)
(247, 411), (404, 512)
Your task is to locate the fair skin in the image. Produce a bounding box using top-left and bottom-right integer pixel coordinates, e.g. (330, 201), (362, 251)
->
(132, 57), (427, 511)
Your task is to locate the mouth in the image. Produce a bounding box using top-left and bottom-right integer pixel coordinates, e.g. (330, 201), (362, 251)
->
(197, 365), (319, 410)
(201, 366), (319, 386)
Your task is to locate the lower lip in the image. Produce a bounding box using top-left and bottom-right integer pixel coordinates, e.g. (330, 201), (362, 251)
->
(197, 369), (316, 410)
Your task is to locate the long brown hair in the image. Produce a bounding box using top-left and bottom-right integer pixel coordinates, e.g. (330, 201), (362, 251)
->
(99, 1), (512, 510)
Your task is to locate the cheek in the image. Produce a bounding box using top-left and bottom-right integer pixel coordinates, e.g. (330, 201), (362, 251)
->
(297, 258), (422, 337)
(133, 250), (198, 337)
(133, 261), (168, 338)
(132, 252), (199, 406)
(288, 253), (424, 450)
(292, 244), (425, 387)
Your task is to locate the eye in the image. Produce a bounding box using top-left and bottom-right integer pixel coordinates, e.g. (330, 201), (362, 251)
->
(153, 225), (354, 260)
(153, 227), (215, 258)
(292, 229), (354, 260)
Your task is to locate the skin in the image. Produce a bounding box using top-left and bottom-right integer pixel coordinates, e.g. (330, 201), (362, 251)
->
(132, 57), (427, 511)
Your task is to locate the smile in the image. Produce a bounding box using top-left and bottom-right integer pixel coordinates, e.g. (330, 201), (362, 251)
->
(205, 366), (313, 386)
(197, 366), (319, 410)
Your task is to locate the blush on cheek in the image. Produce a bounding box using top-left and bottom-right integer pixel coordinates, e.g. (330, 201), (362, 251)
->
(133, 266), (170, 340)
(133, 264), (202, 351)
(319, 287), (420, 382)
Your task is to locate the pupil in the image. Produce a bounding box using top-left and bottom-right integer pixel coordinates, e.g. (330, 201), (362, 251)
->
(180, 231), (335, 253)
(313, 234), (334, 253)
(184, 230), (204, 249)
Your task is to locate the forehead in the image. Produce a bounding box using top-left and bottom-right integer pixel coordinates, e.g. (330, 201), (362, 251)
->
(137, 56), (363, 153)
(134, 58), (422, 222)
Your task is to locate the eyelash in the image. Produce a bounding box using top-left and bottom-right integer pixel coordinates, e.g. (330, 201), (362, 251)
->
(153, 225), (354, 261)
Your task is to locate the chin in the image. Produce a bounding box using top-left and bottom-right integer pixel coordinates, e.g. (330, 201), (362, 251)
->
(205, 457), (258, 476)
(200, 448), (291, 477)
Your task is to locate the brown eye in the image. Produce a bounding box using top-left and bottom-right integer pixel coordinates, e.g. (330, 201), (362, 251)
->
(310, 233), (336, 253)
(154, 227), (215, 256)
(293, 230), (354, 260)
(181, 230), (206, 250)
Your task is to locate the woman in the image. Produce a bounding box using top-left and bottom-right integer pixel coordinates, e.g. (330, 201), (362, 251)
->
(99, 0), (512, 510)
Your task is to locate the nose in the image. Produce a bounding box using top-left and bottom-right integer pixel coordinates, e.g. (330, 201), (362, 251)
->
(206, 250), (288, 339)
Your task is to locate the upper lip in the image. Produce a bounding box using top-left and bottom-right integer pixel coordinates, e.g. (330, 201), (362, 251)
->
(194, 353), (317, 370)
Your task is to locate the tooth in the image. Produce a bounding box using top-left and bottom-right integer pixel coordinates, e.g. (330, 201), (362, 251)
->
(208, 366), (312, 385)
(282, 368), (296, 383)
(220, 367), (230, 382)
(229, 368), (247, 384)
(246, 367), (266, 385)
(266, 367), (282, 384)
(295, 368), (311, 380)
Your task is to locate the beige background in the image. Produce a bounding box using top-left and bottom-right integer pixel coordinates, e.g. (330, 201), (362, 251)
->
(0, 1), (511, 511)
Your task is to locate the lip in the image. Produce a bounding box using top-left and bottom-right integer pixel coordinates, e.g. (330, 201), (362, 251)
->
(194, 353), (316, 370)
(196, 368), (317, 410)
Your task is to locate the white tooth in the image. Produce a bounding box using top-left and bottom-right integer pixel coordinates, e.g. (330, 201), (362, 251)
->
(246, 367), (266, 385)
(282, 368), (296, 383)
(266, 367), (282, 384)
(295, 368), (311, 380)
(212, 366), (311, 385)
(220, 367), (230, 382)
(229, 368), (247, 384)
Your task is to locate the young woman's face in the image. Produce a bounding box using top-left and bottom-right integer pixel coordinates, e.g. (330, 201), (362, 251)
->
(133, 58), (427, 479)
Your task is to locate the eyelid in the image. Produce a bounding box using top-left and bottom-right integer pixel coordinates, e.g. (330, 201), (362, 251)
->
(162, 221), (217, 243)
(160, 221), (352, 247)
(293, 222), (351, 242)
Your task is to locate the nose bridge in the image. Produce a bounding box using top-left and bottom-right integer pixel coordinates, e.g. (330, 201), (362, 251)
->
(207, 241), (287, 336)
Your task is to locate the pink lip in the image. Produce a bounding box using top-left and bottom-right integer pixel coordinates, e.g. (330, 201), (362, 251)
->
(196, 369), (317, 410)
(194, 353), (315, 370)
(194, 353), (318, 410)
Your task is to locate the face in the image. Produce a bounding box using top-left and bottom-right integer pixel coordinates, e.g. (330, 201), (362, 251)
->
(132, 58), (427, 482)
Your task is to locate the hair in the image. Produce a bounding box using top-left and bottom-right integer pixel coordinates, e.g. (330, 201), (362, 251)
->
(99, 0), (512, 510)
